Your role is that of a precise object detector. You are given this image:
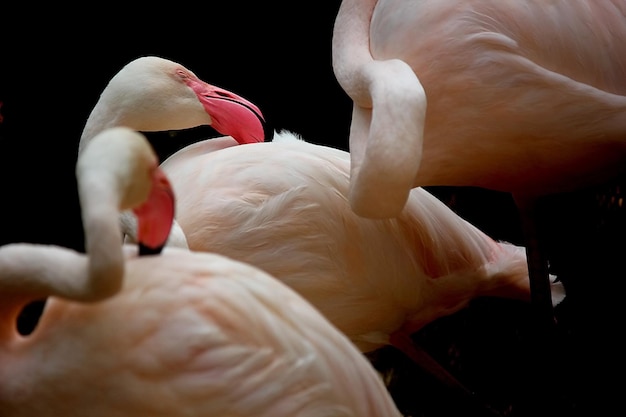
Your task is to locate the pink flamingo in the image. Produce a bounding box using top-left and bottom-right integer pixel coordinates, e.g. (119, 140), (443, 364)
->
(77, 55), (270, 248)
(152, 129), (564, 403)
(76, 54), (564, 404)
(78, 55), (269, 155)
(0, 127), (403, 417)
(331, 0), (626, 325)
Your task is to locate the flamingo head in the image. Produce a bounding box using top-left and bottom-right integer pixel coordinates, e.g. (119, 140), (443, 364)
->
(78, 127), (176, 256)
(79, 56), (272, 155)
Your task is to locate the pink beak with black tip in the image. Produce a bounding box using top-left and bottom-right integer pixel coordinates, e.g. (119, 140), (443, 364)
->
(132, 168), (176, 256)
(184, 76), (272, 144)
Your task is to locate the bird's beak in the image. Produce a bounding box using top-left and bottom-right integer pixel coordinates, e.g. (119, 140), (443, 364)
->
(186, 77), (270, 144)
(132, 169), (176, 256)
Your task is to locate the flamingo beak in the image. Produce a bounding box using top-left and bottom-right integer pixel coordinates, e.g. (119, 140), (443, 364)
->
(186, 77), (271, 144)
(132, 169), (176, 256)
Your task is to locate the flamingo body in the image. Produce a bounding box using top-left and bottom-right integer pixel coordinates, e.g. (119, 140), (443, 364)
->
(1, 249), (402, 417)
(0, 127), (402, 417)
(333, 0), (626, 217)
(159, 130), (563, 353)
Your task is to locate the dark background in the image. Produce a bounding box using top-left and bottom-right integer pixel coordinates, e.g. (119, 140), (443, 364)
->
(1, 3), (622, 416)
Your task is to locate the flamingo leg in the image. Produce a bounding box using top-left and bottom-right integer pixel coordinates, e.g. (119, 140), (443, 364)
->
(514, 195), (557, 330)
(389, 332), (503, 417)
(513, 194), (563, 414)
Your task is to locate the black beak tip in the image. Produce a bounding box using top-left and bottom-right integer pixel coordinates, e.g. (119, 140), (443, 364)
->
(138, 243), (165, 257)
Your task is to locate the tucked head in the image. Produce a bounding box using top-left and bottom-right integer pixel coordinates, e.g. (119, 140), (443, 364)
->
(77, 127), (175, 254)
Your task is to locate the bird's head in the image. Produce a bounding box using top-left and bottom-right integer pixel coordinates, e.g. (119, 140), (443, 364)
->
(78, 127), (176, 256)
(80, 56), (272, 155)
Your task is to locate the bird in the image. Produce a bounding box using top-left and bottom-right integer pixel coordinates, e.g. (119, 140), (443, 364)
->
(76, 55), (271, 248)
(74, 54), (563, 402)
(331, 0), (626, 325)
(0, 127), (174, 307)
(146, 129), (566, 403)
(78, 56), (269, 155)
(0, 127), (404, 417)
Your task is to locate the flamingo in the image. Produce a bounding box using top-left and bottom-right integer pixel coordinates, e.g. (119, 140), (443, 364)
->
(78, 56), (269, 155)
(74, 54), (564, 405)
(0, 127), (403, 417)
(76, 55), (270, 248)
(144, 129), (565, 406)
(331, 0), (626, 327)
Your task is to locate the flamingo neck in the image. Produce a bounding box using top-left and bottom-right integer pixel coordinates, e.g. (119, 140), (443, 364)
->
(78, 102), (125, 155)
(78, 179), (125, 301)
(0, 244), (86, 339)
(332, 0), (378, 107)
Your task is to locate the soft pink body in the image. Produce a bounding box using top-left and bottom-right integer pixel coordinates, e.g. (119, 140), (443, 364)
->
(333, 0), (626, 217)
(0, 128), (401, 417)
(160, 131), (559, 353)
(0, 248), (402, 417)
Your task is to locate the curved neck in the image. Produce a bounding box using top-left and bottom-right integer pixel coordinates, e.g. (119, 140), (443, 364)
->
(332, 0), (378, 107)
(77, 177), (125, 300)
(0, 244), (87, 341)
(78, 100), (123, 155)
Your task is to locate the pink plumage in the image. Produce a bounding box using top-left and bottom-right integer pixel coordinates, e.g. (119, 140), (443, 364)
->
(332, 0), (626, 217)
(0, 127), (403, 417)
(158, 130), (565, 354)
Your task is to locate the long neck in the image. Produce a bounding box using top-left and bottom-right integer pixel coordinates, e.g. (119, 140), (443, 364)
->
(332, 0), (378, 107)
(0, 244), (87, 342)
(77, 174), (125, 301)
(0, 177), (125, 344)
(78, 99), (124, 155)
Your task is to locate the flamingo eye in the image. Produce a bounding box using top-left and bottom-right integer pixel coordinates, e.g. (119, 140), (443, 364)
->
(176, 69), (189, 80)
